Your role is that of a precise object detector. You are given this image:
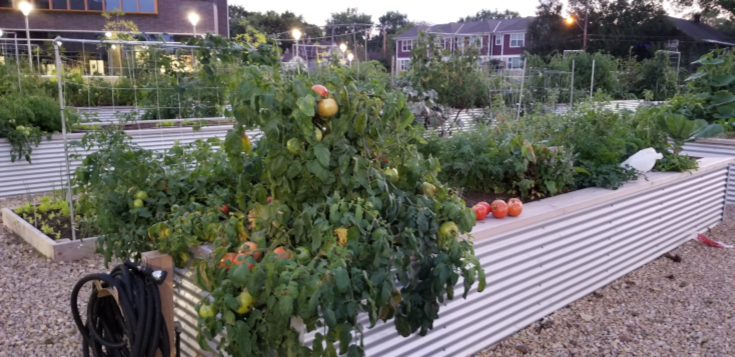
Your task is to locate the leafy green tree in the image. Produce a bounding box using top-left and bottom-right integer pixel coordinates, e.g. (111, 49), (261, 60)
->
(403, 32), (490, 110)
(458, 9), (520, 22)
(529, 0), (679, 58)
(527, 0), (570, 56)
(673, 0), (735, 19)
(228, 6), (321, 48)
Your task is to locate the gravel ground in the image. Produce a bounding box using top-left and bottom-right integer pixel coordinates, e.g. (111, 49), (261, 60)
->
(477, 206), (735, 357)
(0, 193), (108, 357)
(1, 192), (734, 357)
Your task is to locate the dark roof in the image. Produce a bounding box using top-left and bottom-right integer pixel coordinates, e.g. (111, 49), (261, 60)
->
(667, 16), (735, 45)
(394, 17), (534, 39)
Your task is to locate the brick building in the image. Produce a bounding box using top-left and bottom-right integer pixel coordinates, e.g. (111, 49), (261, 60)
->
(0, 0), (228, 65)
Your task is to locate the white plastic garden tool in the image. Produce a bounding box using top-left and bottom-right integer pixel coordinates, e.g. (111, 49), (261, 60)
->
(620, 148), (663, 173)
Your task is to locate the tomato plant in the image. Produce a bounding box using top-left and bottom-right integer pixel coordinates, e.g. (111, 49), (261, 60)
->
(186, 64), (485, 356)
(76, 46), (485, 356)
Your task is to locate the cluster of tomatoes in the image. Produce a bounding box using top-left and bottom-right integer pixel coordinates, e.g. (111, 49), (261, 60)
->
(472, 198), (523, 220)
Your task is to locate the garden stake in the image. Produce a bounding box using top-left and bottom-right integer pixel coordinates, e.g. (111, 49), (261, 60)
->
(53, 37), (77, 241)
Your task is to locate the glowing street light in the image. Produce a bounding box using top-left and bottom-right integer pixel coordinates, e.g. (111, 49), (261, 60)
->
(105, 31), (112, 38)
(347, 52), (354, 63)
(292, 28), (302, 58)
(339, 43), (347, 53)
(188, 12), (200, 37)
(564, 2), (589, 51)
(19, 1), (33, 71)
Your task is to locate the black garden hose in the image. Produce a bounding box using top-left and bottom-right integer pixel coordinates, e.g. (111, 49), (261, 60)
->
(70, 260), (171, 357)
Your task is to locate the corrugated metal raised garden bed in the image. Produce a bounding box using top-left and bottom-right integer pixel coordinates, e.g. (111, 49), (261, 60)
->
(171, 157), (735, 357)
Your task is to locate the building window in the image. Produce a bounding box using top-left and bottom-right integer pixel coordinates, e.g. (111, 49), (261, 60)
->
(401, 40), (413, 52)
(469, 36), (479, 48)
(495, 35), (502, 46)
(399, 59), (410, 72)
(5, 0), (156, 12)
(510, 33), (525, 48)
(507, 57), (523, 69)
(444, 37), (452, 50)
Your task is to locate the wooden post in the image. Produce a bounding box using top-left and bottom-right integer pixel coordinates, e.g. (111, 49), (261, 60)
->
(142, 251), (175, 357)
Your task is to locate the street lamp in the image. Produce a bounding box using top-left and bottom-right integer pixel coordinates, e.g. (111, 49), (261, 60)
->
(19, 1), (33, 71)
(292, 28), (302, 57)
(105, 31), (112, 38)
(188, 12), (200, 37)
(347, 52), (354, 63)
(339, 43), (346, 53)
(564, 2), (589, 51)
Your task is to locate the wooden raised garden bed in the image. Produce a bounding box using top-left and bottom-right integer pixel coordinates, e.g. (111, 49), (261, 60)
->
(2, 207), (98, 262)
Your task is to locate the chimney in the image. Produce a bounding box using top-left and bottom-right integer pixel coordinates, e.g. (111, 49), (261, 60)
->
(693, 14), (701, 23)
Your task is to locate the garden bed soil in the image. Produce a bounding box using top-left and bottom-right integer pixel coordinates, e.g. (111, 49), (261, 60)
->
(75, 119), (234, 132)
(17, 209), (95, 240)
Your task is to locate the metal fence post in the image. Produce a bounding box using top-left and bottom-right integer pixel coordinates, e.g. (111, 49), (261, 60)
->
(516, 58), (527, 120)
(53, 39), (77, 241)
(590, 59), (595, 99)
(570, 59), (575, 110)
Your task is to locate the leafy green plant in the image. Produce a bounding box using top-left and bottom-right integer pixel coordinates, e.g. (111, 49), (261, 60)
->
(685, 49), (735, 122)
(402, 32), (490, 109)
(419, 127), (576, 199)
(657, 113), (724, 155)
(40, 222), (55, 236)
(653, 153), (698, 172)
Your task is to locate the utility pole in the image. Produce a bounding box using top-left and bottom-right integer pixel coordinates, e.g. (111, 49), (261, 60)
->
(583, 1), (589, 51)
(352, 23), (357, 58)
(382, 29), (387, 57)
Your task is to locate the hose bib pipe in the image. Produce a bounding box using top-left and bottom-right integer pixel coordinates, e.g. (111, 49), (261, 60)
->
(71, 260), (172, 357)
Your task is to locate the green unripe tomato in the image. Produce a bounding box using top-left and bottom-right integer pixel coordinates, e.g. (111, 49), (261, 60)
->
(421, 182), (437, 196)
(15, 125), (24, 131)
(235, 290), (255, 314)
(295, 246), (312, 264)
(134, 190), (148, 200)
(133, 199), (144, 208)
(315, 128), (323, 142)
(383, 168), (399, 184)
(198, 304), (216, 318)
(287, 138), (300, 155)
(438, 221), (459, 239)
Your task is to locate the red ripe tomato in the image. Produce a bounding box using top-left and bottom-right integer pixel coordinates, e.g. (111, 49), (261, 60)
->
(219, 205), (229, 215)
(311, 84), (329, 98)
(491, 200), (508, 219)
(234, 253), (255, 271)
(508, 202), (523, 217)
(477, 201), (491, 214)
(508, 198), (523, 207)
(219, 252), (238, 270)
(274, 246), (291, 259)
(238, 241), (262, 261)
(472, 204), (489, 221)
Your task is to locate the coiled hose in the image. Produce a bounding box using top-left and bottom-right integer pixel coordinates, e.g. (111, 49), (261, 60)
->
(70, 260), (172, 357)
